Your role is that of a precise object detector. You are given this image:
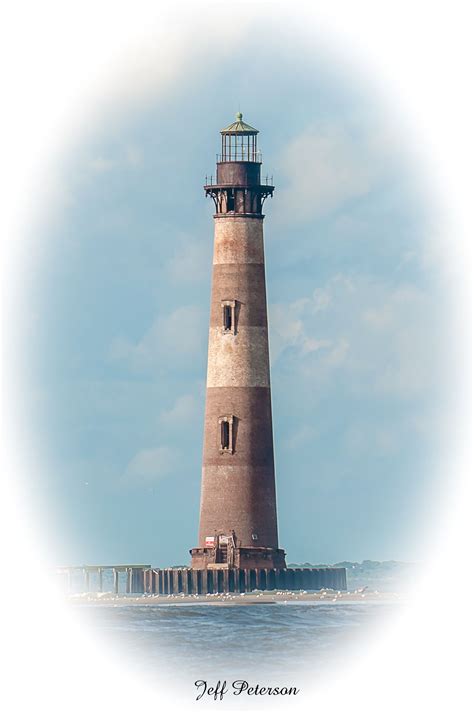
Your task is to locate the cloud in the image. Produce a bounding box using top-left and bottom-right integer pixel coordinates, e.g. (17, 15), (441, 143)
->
(272, 123), (386, 225)
(164, 233), (211, 284)
(270, 273), (443, 399)
(123, 445), (179, 486)
(89, 156), (116, 173)
(283, 424), (319, 451)
(110, 304), (207, 373)
(124, 145), (143, 168)
(159, 392), (200, 426)
(269, 286), (336, 364)
(88, 144), (144, 174)
(343, 421), (401, 459)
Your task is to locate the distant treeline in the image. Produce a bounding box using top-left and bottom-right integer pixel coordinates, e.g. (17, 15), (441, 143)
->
(287, 560), (416, 570)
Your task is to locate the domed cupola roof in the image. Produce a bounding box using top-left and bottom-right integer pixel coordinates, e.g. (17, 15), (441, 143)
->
(221, 112), (259, 135)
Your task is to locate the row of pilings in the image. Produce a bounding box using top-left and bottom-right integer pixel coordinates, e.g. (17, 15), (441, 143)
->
(146, 567), (347, 594)
(59, 566), (347, 594)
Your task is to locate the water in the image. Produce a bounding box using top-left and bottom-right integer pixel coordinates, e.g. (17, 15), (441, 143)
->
(77, 600), (396, 688)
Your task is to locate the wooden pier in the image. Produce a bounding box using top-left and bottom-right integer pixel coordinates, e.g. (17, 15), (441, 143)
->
(57, 565), (347, 594)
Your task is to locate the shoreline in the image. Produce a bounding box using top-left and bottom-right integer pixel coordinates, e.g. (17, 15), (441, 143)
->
(67, 589), (402, 606)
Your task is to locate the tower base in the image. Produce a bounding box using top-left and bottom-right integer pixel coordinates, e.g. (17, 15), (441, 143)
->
(190, 546), (286, 570)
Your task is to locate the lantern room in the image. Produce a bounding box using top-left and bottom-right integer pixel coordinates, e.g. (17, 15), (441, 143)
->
(205, 112), (273, 215)
(219, 112), (261, 163)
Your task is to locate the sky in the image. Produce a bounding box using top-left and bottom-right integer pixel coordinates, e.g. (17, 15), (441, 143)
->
(20, 26), (449, 567)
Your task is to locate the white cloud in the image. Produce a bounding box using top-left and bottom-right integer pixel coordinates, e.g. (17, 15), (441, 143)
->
(269, 281), (339, 363)
(125, 145), (143, 168)
(160, 392), (200, 426)
(164, 233), (211, 284)
(110, 304), (207, 372)
(343, 422), (401, 459)
(123, 445), (179, 486)
(89, 156), (116, 173)
(268, 303), (304, 362)
(283, 424), (319, 451)
(272, 124), (381, 225)
(301, 337), (332, 355)
(88, 144), (144, 174)
(270, 273), (444, 399)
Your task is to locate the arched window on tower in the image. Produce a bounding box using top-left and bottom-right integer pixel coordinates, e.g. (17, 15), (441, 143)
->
(221, 420), (230, 449)
(219, 415), (234, 454)
(223, 305), (232, 330)
(221, 300), (237, 334)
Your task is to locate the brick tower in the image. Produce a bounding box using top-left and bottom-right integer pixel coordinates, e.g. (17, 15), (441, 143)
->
(190, 113), (286, 570)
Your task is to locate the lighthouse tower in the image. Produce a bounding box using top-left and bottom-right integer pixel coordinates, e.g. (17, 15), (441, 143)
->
(190, 113), (286, 570)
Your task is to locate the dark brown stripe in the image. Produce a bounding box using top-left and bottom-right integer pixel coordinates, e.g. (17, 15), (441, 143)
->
(203, 386), (274, 467)
(209, 263), (268, 328)
(198, 464), (279, 548)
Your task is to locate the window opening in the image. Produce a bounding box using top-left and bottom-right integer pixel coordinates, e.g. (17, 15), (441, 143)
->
(221, 420), (230, 450)
(219, 415), (235, 454)
(223, 305), (232, 330)
(221, 300), (237, 334)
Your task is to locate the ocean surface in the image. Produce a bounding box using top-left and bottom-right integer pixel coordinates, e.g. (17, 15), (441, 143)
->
(76, 599), (397, 688)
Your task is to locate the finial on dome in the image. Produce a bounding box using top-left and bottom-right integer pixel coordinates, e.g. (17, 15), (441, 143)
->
(236, 111), (243, 121)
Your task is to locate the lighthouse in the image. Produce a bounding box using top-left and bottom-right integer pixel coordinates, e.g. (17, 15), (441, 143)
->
(190, 113), (286, 570)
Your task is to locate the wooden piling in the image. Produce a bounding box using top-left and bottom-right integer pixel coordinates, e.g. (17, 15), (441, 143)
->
(59, 565), (346, 597)
(276, 568), (286, 589)
(191, 569), (199, 595)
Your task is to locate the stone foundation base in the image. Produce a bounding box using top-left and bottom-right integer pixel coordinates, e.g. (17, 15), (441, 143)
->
(190, 546), (286, 570)
(138, 567), (346, 595)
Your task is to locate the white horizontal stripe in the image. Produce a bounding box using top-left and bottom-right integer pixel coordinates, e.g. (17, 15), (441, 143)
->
(206, 326), (270, 387)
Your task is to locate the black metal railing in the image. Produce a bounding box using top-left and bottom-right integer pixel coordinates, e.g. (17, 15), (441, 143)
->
(204, 174), (273, 186)
(216, 150), (262, 163)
